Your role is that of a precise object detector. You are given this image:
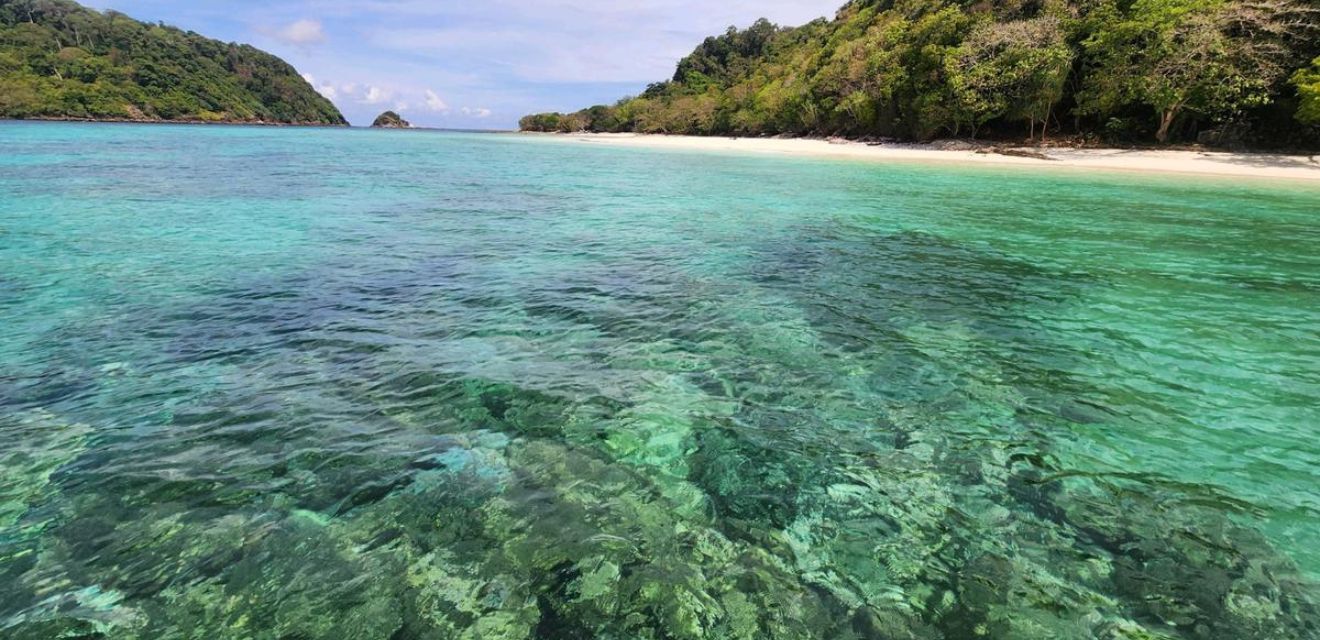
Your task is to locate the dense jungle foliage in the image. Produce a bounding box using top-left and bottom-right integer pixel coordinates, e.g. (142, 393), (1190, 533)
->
(522, 0), (1320, 147)
(0, 0), (345, 125)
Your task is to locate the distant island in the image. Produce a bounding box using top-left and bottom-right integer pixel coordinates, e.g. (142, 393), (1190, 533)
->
(0, 0), (345, 125)
(521, 0), (1320, 148)
(371, 111), (411, 128)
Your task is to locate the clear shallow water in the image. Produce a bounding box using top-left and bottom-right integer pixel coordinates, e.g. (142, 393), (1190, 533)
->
(1, 121), (1318, 639)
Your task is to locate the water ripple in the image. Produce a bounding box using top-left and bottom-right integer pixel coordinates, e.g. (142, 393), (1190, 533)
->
(1, 123), (1318, 639)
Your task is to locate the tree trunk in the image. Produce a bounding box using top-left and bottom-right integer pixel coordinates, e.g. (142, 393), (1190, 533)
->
(1156, 108), (1178, 143)
(51, 37), (64, 81)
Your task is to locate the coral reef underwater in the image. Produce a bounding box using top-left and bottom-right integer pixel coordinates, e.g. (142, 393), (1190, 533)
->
(2, 219), (1317, 640)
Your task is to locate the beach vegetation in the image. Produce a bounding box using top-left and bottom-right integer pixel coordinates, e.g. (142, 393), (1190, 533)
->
(1295, 56), (1320, 125)
(521, 0), (1319, 146)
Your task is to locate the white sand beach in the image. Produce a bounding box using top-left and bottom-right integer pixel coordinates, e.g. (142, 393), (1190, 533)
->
(532, 133), (1320, 182)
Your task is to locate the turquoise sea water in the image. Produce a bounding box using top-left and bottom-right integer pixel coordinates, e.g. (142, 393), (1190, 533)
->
(1, 121), (1318, 639)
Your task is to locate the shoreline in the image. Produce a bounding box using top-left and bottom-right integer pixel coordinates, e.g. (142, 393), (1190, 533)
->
(525, 132), (1320, 183)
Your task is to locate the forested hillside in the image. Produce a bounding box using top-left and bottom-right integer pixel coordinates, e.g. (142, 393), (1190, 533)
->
(0, 0), (345, 125)
(522, 0), (1320, 147)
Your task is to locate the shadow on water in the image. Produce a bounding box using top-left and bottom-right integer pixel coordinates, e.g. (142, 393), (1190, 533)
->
(1, 225), (1316, 639)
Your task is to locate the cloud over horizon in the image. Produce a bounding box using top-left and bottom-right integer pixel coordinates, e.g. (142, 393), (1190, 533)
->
(269, 18), (326, 46)
(425, 91), (449, 113)
(361, 86), (392, 105)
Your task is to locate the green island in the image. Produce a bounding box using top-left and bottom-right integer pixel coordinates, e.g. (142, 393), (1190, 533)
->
(521, 0), (1320, 147)
(0, 0), (345, 125)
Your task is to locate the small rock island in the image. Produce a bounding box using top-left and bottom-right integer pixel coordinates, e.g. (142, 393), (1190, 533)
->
(371, 111), (411, 129)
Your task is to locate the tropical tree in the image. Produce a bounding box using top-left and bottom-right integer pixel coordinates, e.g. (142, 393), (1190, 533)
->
(1081, 0), (1301, 142)
(952, 17), (1074, 140)
(1294, 56), (1320, 125)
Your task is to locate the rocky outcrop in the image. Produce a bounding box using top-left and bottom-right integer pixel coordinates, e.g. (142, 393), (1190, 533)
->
(371, 111), (411, 129)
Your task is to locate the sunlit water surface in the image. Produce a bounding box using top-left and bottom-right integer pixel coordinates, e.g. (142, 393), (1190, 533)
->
(2, 122), (1318, 639)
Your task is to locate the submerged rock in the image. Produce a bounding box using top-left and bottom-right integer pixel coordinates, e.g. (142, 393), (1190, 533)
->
(4, 225), (1317, 639)
(0, 409), (91, 533)
(2, 586), (145, 639)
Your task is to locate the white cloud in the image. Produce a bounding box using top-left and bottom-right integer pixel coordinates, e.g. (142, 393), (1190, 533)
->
(462, 107), (492, 119)
(362, 86), (392, 104)
(361, 1), (840, 84)
(425, 90), (449, 112)
(272, 19), (326, 46)
(301, 73), (338, 100)
(342, 83), (359, 95)
(394, 101), (411, 112)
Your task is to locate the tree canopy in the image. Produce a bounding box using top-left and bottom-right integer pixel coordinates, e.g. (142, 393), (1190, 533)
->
(0, 0), (345, 124)
(1295, 56), (1320, 125)
(522, 0), (1319, 147)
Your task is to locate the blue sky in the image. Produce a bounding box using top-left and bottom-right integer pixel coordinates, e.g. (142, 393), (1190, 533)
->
(81, 1), (842, 129)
